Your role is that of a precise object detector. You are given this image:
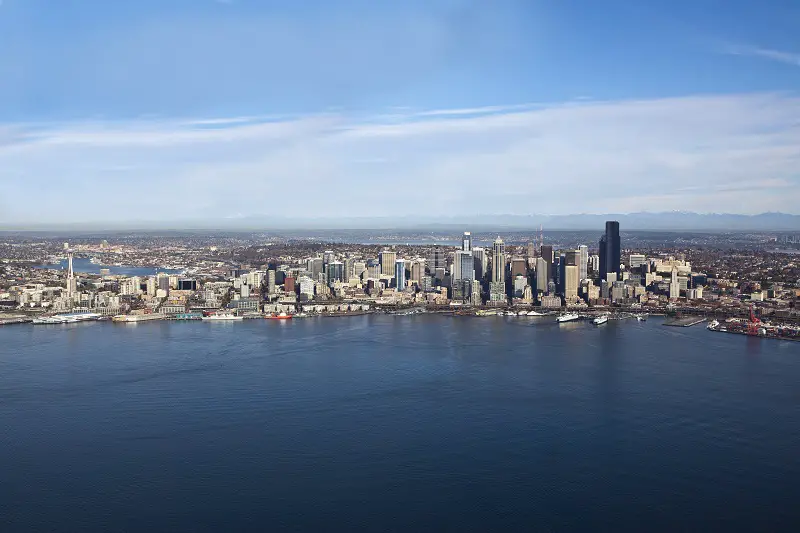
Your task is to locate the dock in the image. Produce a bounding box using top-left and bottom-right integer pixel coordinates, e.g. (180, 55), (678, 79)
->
(663, 316), (706, 327)
(0, 315), (32, 326)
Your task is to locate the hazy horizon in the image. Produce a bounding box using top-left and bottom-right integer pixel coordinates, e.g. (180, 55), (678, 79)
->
(3, 211), (800, 233)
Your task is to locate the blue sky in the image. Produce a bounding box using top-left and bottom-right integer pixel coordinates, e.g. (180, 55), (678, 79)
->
(1, 0), (799, 223)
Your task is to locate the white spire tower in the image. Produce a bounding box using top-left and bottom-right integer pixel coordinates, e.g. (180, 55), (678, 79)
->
(65, 242), (76, 303)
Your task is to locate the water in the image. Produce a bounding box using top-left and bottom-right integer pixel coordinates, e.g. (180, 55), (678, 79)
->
(36, 258), (182, 276)
(1, 316), (799, 532)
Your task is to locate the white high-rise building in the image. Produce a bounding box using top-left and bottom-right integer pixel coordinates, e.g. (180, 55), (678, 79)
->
(492, 237), (505, 284)
(146, 277), (157, 297)
(590, 254), (600, 275)
(299, 276), (315, 299)
(669, 267), (680, 299)
(472, 247), (487, 280)
(462, 231), (472, 252)
(578, 245), (588, 281)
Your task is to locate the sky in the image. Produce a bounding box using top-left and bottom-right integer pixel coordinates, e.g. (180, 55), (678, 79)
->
(0, 0), (799, 225)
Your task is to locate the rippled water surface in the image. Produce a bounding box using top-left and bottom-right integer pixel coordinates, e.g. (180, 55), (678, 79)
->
(2, 316), (799, 532)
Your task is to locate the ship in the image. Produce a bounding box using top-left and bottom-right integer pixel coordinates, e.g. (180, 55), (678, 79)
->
(112, 313), (166, 323)
(557, 313), (580, 323)
(636, 314), (648, 322)
(527, 310), (546, 316)
(593, 315), (609, 325)
(201, 312), (243, 321)
(265, 312), (293, 320)
(33, 312), (102, 324)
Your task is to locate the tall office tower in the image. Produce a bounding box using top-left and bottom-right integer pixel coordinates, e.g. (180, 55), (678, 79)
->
(536, 257), (548, 294)
(558, 254), (566, 295)
(527, 241), (535, 259)
(472, 247), (487, 280)
(307, 258), (324, 281)
(451, 252), (462, 281)
(428, 245), (447, 270)
(367, 259), (380, 279)
(511, 257), (527, 278)
(284, 276), (296, 294)
(564, 265), (579, 300)
(380, 251), (397, 276)
(267, 270), (276, 294)
(669, 266), (680, 299)
(353, 260), (366, 274)
(344, 258), (355, 280)
(327, 261), (344, 283)
(462, 231), (472, 252)
(410, 260), (424, 284)
(540, 245), (553, 282)
(492, 237), (506, 284)
(578, 245), (589, 281)
(130, 276), (141, 295)
(146, 277), (157, 297)
(565, 250), (579, 267)
(323, 251), (335, 265)
(590, 254), (600, 274)
(158, 274), (171, 294)
(601, 221), (621, 281)
(394, 259), (406, 289)
(459, 251), (474, 281)
(599, 235), (607, 281)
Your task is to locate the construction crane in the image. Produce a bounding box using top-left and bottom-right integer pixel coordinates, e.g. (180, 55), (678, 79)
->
(747, 304), (761, 336)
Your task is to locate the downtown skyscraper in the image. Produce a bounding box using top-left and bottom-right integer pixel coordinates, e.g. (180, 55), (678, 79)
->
(489, 237), (506, 302)
(600, 221), (621, 281)
(492, 237), (505, 284)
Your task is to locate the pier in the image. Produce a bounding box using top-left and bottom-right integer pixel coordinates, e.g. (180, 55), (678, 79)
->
(663, 316), (706, 327)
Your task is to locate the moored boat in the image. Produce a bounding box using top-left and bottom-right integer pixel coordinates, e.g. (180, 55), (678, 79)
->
(201, 313), (243, 321)
(33, 312), (102, 325)
(266, 312), (293, 320)
(557, 313), (580, 323)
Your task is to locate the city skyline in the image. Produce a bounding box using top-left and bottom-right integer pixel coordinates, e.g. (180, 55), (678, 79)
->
(1, 1), (799, 223)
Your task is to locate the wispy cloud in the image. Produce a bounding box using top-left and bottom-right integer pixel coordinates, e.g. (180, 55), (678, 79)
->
(725, 44), (800, 67)
(1, 93), (799, 223)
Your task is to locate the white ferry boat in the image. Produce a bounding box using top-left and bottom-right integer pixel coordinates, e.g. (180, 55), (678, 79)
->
(557, 313), (581, 323)
(593, 315), (609, 325)
(202, 313), (243, 321)
(33, 312), (102, 325)
(112, 313), (166, 323)
(527, 310), (546, 316)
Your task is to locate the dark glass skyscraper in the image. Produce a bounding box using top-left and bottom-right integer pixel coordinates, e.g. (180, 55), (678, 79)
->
(540, 245), (553, 282)
(600, 221), (621, 281)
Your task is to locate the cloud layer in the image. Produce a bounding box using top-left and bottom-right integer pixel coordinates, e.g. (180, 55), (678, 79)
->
(1, 92), (799, 224)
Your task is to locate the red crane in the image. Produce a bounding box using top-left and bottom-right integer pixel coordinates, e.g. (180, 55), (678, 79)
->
(747, 304), (761, 336)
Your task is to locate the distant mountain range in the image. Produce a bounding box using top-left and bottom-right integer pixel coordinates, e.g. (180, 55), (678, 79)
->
(2, 212), (800, 232)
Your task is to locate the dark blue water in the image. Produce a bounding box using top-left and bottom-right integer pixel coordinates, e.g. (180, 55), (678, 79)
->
(1, 316), (799, 532)
(36, 258), (182, 276)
